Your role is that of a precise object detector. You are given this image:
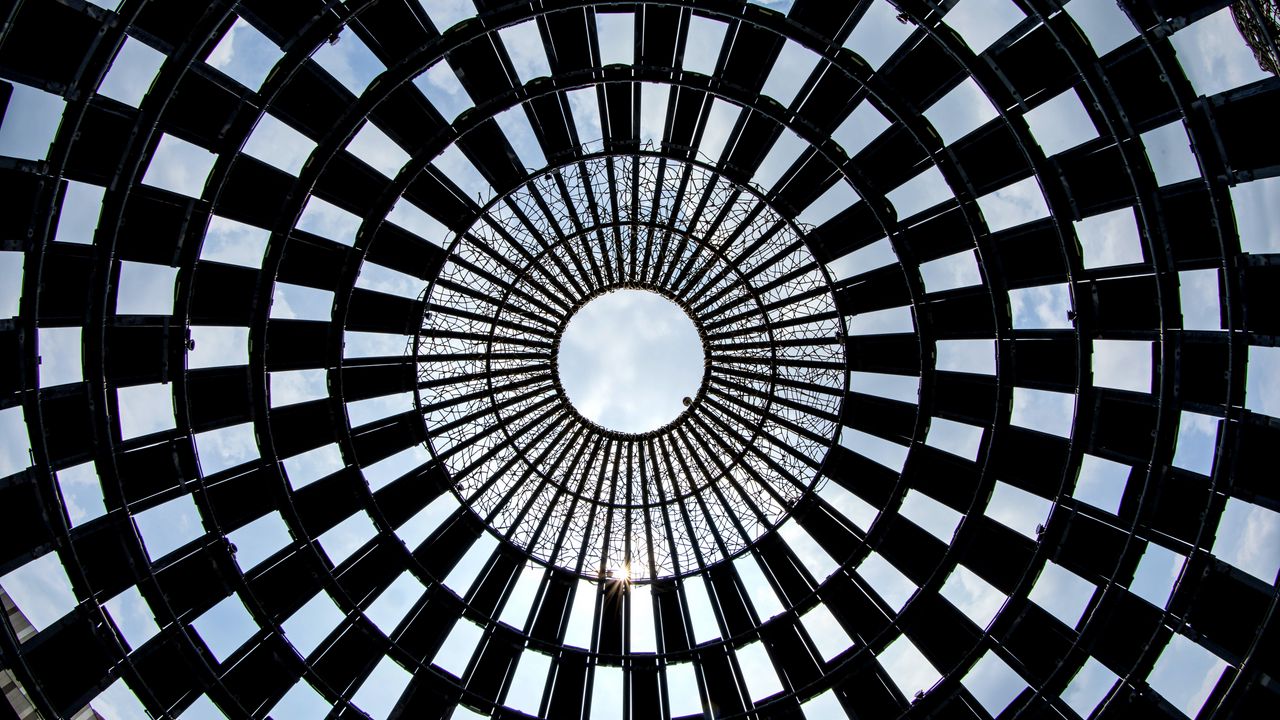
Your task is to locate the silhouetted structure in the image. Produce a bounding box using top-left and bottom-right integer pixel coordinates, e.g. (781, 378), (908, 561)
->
(1, 1), (1277, 719)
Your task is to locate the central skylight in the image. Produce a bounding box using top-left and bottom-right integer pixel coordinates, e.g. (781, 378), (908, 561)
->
(556, 289), (704, 434)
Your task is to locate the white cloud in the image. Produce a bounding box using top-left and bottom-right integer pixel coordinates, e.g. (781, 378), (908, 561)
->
(1028, 561), (1095, 627)
(738, 641), (785, 700)
(311, 30), (384, 95)
(596, 11), (635, 66)
(878, 633), (941, 698)
(281, 590), (344, 657)
(104, 584), (159, 650)
(187, 326), (249, 369)
(839, 425), (908, 471)
(227, 511), (291, 571)
(0, 82), (65, 161)
(206, 17), (282, 91)
(1066, 0), (1138, 56)
(936, 339), (996, 375)
(888, 165), (952, 220)
(91, 677), (150, 720)
(1061, 657), (1119, 717)
(317, 511), (377, 566)
(365, 570), (426, 634)
(780, 518), (838, 580)
(924, 416), (984, 460)
(296, 194), (361, 245)
(984, 480), (1052, 538)
(243, 114), (315, 176)
(900, 490), (962, 542)
(282, 443), (345, 489)
(1, 550), (77, 632)
(1179, 268), (1220, 330)
(1009, 283), (1072, 329)
(666, 661), (702, 716)
(433, 616), (484, 675)
(200, 215), (270, 268)
(843, 0), (913, 69)
(350, 655), (409, 717)
(844, 305), (915, 335)
(1076, 206), (1143, 269)
(697, 97), (740, 162)
(817, 479), (880, 531)
(558, 289), (703, 433)
(116, 260), (178, 316)
(493, 104), (546, 169)
(1129, 542), (1183, 608)
(1147, 634), (1227, 718)
(800, 602), (854, 661)
(945, 0), (1025, 54)
(142, 134), (217, 198)
(919, 249), (982, 293)
(761, 40), (822, 108)
(269, 368), (327, 407)
(506, 648), (552, 713)
(192, 420), (257, 476)
(1009, 386), (1074, 437)
(1024, 87), (1097, 157)
(420, 0), (477, 33)
(1091, 339), (1152, 393)
(97, 37), (165, 107)
(977, 176), (1049, 233)
(56, 461), (106, 526)
(801, 690), (847, 719)
(1213, 498), (1280, 583)
(962, 651), (1027, 716)
(682, 15), (728, 76)
(133, 493), (202, 559)
(1171, 410), (1217, 475)
(116, 383), (176, 440)
(498, 19), (552, 84)
(191, 593), (257, 663)
(1141, 121), (1200, 186)
(1169, 7), (1271, 97)
(1074, 453), (1129, 515)
(38, 326), (82, 386)
(566, 87), (602, 145)
(849, 370), (919, 404)
(1246, 345), (1280, 418)
(433, 143), (493, 202)
(1230, 175), (1280, 253)
(268, 679), (332, 719)
(270, 282), (333, 321)
(859, 551), (916, 611)
(54, 180), (106, 245)
(347, 121), (410, 179)
(924, 77), (997, 145)
(940, 563), (1006, 628)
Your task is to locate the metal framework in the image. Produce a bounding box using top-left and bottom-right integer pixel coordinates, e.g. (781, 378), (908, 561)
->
(418, 151), (842, 582)
(0, 1), (1277, 719)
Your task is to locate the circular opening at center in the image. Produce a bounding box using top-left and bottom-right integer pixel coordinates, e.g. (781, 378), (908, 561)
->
(556, 289), (705, 434)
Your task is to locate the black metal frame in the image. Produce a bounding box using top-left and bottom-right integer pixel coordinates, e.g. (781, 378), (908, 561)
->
(0, 0), (1276, 719)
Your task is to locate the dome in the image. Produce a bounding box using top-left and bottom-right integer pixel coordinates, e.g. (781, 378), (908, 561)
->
(1, 1), (1278, 719)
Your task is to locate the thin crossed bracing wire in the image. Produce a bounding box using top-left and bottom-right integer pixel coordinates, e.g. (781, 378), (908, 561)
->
(417, 152), (843, 582)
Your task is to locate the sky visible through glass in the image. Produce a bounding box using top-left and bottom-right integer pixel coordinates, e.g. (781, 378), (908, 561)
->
(0, 1), (1278, 719)
(556, 289), (704, 433)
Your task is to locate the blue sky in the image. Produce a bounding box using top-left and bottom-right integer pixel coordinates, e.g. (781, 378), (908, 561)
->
(557, 289), (704, 432)
(1, 1), (1279, 718)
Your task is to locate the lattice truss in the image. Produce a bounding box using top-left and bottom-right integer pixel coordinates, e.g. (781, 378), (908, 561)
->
(0, 1), (1278, 720)
(417, 153), (843, 582)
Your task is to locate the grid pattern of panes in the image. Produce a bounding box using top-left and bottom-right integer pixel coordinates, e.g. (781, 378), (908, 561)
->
(0, 1), (1277, 719)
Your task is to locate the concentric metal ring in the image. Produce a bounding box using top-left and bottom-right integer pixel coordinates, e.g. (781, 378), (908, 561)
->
(416, 151), (845, 582)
